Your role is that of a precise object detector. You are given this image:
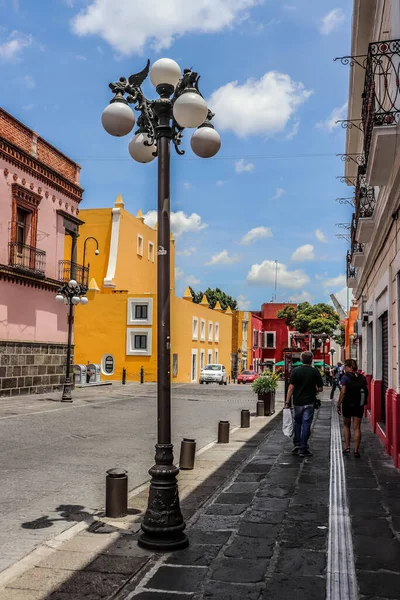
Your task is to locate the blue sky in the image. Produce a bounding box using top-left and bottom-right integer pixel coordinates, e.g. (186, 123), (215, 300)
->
(0, 0), (353, 311)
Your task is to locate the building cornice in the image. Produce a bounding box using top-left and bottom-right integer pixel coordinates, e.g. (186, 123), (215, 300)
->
(0, 265), (61, 292)
(0, 138), (84, 203)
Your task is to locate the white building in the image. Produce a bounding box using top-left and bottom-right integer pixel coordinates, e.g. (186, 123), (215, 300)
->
(340, 0), (400, 468)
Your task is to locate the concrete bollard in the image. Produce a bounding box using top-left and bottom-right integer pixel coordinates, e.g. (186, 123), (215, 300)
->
(257, 400), (264, 416)
(218, 420), (230, 443)
(122, 368), (126, 385)
(179, 438), (196, 470)
(105, 468), (128, 518)
(241, 409), (250, 428)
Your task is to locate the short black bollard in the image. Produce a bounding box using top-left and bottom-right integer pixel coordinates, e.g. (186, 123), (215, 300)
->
(122, 368), (126, 385)
(218, 420), (230, 443)
(140, 366), (144, 384)
(257, 400), (264, 416)
(105, 468), (128, 518)
(241, 409), (250, 428)
(179, 438), (196, 470)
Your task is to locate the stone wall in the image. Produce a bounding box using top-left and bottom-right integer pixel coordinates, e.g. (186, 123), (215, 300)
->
(0, 341), (73, 397)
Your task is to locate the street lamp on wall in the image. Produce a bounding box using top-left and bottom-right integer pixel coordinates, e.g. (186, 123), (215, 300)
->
(82, 237), (100, 279)
(102, 58), (221, 552)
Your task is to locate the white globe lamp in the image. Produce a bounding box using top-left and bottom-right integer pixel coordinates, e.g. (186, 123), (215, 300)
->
(55, 294), (64, 303)
(150, 58), (181, 88)
(191, 126), (221, 158)
(102, 102), (135, 137)
(68, 279), (77, 288)
(173, 91), (208, 129)
(128, 133), (156, 163)
(95, 249), (100, 255)
(71, 296), (81, 305)
(80, 296), (89, 305)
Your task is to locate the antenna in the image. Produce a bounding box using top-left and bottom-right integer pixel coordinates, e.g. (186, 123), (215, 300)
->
(272, 260), (278, 302)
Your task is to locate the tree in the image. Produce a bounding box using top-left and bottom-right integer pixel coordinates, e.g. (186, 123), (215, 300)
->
(189, 287), (238, 311)
(278, 301), (340, 337)
(276, 305), (297, 328)
(332, 323), (345, 347)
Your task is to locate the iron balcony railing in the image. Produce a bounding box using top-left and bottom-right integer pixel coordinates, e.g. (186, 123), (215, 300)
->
(355, 170), (376, 219)
(58, 260), (89, 289)
(347, 251), (357, 280)
(362, 39), (400, 165)
(8, 242), (46, 277)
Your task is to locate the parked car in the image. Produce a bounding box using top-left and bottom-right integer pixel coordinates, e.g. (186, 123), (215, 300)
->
(199, 364), (228, 385)
(237, 370), (258, 384)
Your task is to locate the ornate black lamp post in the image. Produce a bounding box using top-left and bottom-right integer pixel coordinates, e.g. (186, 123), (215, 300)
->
(330, 348), (336, 367)
(55, 279), (89, 402)
(318, 333), (329, 384)
(101, 58), (221, 551)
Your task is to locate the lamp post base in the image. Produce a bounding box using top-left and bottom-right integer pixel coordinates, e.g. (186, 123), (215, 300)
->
(138, 444), (188, 551)
(61, 378), (73, 403)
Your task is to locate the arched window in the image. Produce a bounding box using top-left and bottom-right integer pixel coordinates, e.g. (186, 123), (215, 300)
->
(102, 354), (115, 376)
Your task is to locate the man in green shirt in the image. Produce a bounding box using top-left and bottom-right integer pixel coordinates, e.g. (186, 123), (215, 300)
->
(285, 351), (323, 457)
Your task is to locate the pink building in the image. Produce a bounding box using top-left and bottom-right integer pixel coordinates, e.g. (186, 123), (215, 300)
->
(251, 313), (263, 372)
(0, 108), (84, 397)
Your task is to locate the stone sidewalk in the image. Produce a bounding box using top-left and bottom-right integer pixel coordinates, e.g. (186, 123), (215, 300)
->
(2, 394), (400, 600)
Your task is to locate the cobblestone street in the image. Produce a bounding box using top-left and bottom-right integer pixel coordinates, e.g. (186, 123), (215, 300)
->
(1, 389), (400, 599)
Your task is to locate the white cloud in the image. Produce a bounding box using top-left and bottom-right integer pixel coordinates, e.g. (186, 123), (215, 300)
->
(175, 267), (184, 280)
(15, 74), (35, 88)
(143, 210), (207, 238)
(72, 0), (259, 55)
(247, 260), (310, 289)
(235, 159), (255, 174)
(0, 30), (33, 62)
(315, 229), (327, 243)
(291, 244), (315, 262)
(316, 102), (347, 132)
(288, 290), (313, 303)
(216, 180), (224, 186)
(75, 54), (87, 61)
(186, 274), (200, 286)
(183, 182), (191, 190)
(237, 294), (252, 310)
(177, 246), (196, 257)
(240, 226), (273, 245)
(273, 187), (286, 200)
(324, 274), (347, 288)
(206, 250), (240, 266)
(319, 8), (346, 35)
(209, 71), (312, 138)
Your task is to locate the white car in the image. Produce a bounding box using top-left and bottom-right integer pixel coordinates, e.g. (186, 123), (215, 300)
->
(199, 364), (228, 385)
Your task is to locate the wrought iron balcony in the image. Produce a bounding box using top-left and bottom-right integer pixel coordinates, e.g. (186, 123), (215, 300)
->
(58, 260), (89, 289)
(351, 242), (365, 268)
(347, 251), (357, 288)
(8, 242), (46, 277)
(362, 40), (400, 155)
(354, 169), (376, 242)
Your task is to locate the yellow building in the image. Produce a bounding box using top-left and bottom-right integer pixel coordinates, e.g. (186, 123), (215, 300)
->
(72, 196), (232, 383)
(232, 310), (252, 375)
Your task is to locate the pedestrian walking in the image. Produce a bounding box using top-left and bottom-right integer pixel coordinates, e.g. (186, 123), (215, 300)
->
(285, 351), (323, 457)
(330, 361), (344, 399)
(337, 359), (368, 458)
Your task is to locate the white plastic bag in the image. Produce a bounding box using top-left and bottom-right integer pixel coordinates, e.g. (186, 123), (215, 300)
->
(282, 408), (293, 438)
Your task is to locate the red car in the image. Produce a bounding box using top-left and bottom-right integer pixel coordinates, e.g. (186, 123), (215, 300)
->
(237, 370), (258, 384)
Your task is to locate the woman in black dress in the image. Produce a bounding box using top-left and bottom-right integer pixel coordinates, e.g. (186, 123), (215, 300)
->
(337, 359), (368, 457)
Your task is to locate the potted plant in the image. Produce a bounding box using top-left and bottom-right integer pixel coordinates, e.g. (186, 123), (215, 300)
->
(252, 371), (279, 416)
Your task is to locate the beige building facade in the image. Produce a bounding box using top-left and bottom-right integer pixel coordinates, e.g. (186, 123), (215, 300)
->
(342, 0), (400, 467)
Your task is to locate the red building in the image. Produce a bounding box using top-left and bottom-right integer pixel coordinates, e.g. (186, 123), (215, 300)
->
(252, 303), (331, 371)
